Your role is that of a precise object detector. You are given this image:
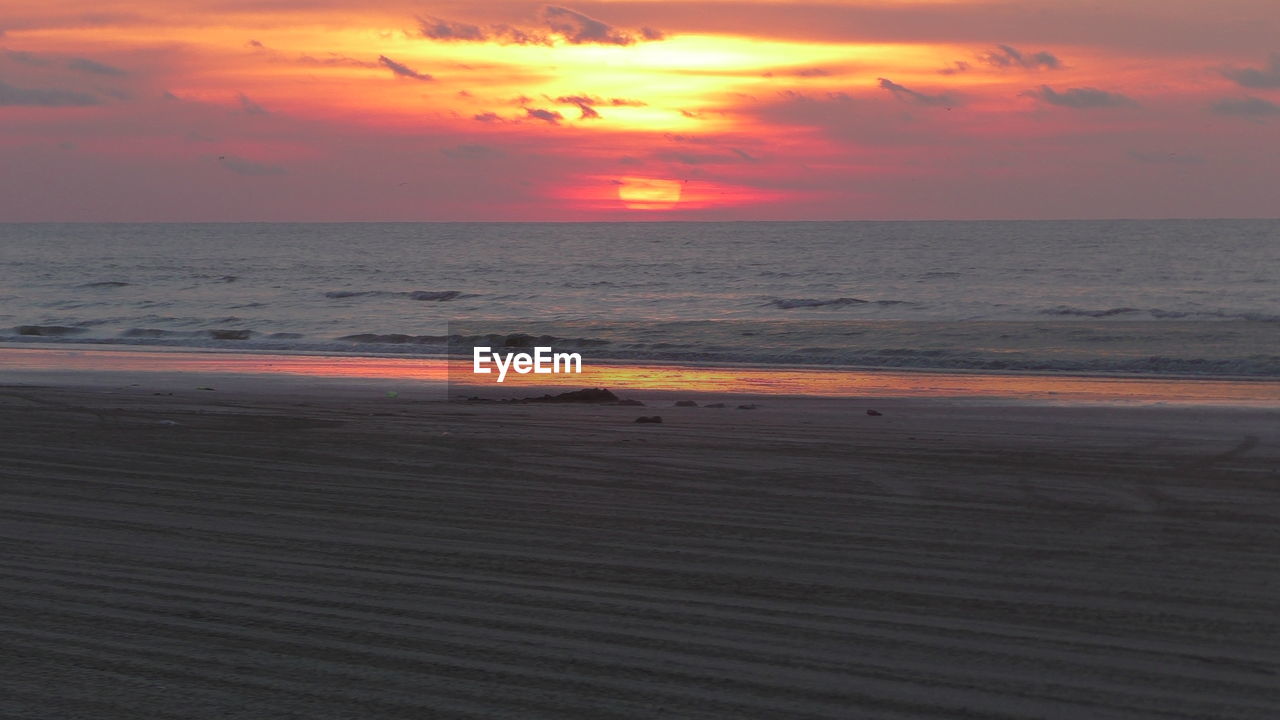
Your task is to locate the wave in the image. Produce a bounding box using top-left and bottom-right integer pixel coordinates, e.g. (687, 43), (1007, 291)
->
(338, 332), (613, 349)
(766, 297), (912, 309)
(324, 289), (472, 301)
(1042, 306), (1280, 322)
(1041, 306), (1144, 318)
(122, 328), (255, 340)
(14, 325), (88, 337)
(77, 281), (131, 288)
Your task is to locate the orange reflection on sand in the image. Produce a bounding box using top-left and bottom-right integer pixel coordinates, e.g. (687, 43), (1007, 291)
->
(3, 347), (1278, 406)
(0, 348), (450, 383)
(460, 358), (1280, 406)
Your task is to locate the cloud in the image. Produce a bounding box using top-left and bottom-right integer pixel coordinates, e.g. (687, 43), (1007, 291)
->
(4, 49), (126, 75)
(981, 45), (1060, 70)
(1209, 96), (1280, 117)
(545, 94), (645, 120)
(473, 112), (502, 122)
(0, 79), (98, 106)
(67, 57), (126, 76)
(441, 144), (501, 159)
(541, 5), (634, 45)
(525, 107), (562, 124)
(419, 16), (488, 42)
(937, 61), (971, 75)
(237, 92), (269, 115)
(218, 155), (285, 176)
(1025, 85), (1134, 108)
(793, 68), (830, 78)
(1128, 150), (1205, 165)
(555, 95), (600, 119)
(877, 78), (957, 107)
(298, 53), (377, 69)
(653, 150), (740, 165)
(378, 55), (432, 81)
(418, 6), (663, 47)
(1218, 53), (1280, 89)
(3, 49), (52, 66)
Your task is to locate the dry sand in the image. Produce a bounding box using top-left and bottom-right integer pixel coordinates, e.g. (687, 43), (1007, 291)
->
(1, 378), (1278, 719)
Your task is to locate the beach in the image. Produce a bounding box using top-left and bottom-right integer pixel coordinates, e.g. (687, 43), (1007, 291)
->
(2, 360), (1278, 718)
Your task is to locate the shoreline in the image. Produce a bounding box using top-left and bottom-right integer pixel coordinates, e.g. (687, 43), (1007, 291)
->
(4, 343), (1280, 407)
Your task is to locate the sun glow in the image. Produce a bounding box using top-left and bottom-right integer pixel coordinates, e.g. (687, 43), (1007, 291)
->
(616, 177), (684, 209)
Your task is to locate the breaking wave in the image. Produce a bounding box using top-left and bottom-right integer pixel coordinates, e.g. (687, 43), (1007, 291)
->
(323, 289), (473, 301)
(1042, 306), (1280, 322)
(766, 297), (913, 309)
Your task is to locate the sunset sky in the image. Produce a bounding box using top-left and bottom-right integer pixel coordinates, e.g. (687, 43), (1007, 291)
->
(2, 0), (1278, 221)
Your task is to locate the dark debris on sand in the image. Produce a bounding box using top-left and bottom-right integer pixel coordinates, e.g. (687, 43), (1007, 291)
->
(467, 388), (644, 405)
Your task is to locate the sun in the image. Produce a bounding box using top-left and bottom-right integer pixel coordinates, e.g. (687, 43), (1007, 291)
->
(617, 177), (683, 210)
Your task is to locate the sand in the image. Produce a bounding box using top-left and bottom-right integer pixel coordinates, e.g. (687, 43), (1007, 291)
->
(1, 376), (1278, 719)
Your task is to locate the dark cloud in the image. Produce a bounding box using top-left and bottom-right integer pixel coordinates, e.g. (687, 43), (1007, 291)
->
(378, 55), (432, 81)
(251, 38), (378, 69)
(877, 78), (958, 107)
(418, 6), (663, 47)
(67, 57), (126, 76)
(1218, 53), (1280, 89)
(4, 49), (126, 75)
(793, 68), (830, 77)
(1209, 96), (1280, 117)
(541, 5), (634, 45)
(418, 17), (488, 42)
(546, 94), (645, 119)
(981, 45), (1060, 70)
(237, 92), (269, 115)
(1026, 85), (1134, 108)
(473, 112), (502, 122)
(652, 151), (720, 165)
(218, 155), (285, 176)
(0, 79), (98, 106)
(554, 95), (600, 119)
(1128, 151), (1206, 165)
(664, 132), (712, 144)
(525, 107), (562, 124)
(938, 61), (970, 75)
(297, 54), (377, 69)
(441, 144), (501, 159)
(3, 48), (52, 66)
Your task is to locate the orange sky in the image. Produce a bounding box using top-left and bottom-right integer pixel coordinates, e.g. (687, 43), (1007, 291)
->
(1, 0), (1278, 220)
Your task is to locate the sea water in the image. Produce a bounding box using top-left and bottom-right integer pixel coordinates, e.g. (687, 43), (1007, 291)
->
(2, 220), (1277, 376)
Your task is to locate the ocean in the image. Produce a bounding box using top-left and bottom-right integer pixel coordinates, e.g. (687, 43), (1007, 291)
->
(2, 220), (1277, 376)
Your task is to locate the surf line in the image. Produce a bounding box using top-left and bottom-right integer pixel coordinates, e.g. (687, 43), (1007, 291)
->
(472, 347), (583, 383)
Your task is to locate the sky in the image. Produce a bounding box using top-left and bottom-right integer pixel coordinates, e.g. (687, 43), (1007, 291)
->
(1, 0), (1278, 221)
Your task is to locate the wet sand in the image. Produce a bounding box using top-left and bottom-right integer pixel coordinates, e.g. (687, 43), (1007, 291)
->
(1, 378), (1278, 718)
